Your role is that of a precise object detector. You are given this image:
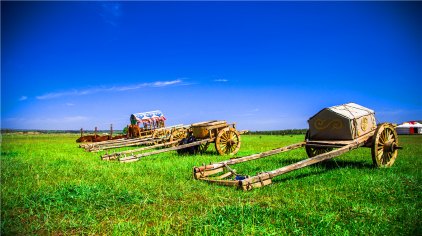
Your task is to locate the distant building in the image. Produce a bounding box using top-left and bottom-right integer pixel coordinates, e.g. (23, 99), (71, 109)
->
(396, 121), (422, 135)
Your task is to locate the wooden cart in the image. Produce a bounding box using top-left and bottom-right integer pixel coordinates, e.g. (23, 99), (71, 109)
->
(80, 110), (188, 152)
(116, 120), (243, 163)
(193, 103), (402, 191)
(82, 125), (188, 152)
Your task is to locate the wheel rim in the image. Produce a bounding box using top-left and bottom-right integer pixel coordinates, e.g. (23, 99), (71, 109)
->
(305, 146), (333, 158)
(153, 130), (167, 144)
(371, 123), (399, 167)
(215, 128), (241, 155)
(198, 142), (210, 154)
(169, 128), (187, 146)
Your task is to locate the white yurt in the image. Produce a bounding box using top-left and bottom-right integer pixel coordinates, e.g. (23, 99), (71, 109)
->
(396, 122), (422, 135)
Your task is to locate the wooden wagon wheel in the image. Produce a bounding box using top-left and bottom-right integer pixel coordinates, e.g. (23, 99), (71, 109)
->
(169, 128), (187, 147)
(215, 127), (241, 156)
(371, 123), (399, 167)
(305, 146), (333, 158)
(197, 142), (210, 154)
(152, 130), (167, 144)
(304, 130), (332, 158)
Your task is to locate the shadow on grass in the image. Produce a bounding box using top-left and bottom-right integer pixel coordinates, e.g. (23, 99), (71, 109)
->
(269, 159), (375, 184)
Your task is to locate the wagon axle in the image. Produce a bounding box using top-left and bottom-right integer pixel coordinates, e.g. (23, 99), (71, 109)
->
(383, 141), (402, 153)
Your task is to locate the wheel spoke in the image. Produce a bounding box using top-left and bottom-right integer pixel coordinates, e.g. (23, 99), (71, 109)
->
(380, 131), (386, 143)
(387, 152), (392, 161)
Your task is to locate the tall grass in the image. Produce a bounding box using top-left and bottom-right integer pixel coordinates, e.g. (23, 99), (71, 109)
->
(1, 134), (421, 235)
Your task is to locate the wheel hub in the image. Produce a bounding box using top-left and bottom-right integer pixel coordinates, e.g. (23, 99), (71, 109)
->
(383, 141), (402, 153)
(227, 140), (236, 146)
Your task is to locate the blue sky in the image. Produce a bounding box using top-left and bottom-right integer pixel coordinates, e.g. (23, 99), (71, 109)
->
(1, 1), (421, 131)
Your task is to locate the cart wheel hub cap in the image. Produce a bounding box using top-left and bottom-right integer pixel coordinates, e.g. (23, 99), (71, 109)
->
(227, 140), (235, 146)
(383, 141), (397, 153)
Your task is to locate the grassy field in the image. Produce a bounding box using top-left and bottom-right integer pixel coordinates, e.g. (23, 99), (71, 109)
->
(1, 134), (421, 235)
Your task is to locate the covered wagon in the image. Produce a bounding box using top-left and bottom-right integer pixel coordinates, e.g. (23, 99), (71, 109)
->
(307, 103), (376, 140)
(193, 103), (402, 190)
(130, 110), (166, 130)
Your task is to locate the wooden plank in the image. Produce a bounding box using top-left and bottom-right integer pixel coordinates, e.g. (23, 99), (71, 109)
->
(101, 140), (179, 160)
(204, 123), (229, 131)
(194, 142), (305, 173)
(241, 179), (272, 191)
(119, 139), (212, 162)
(191, 120), (219, 126)
(215, 171), (234, 180)
(91, 137), (170, 152)
(87, 137), (153, 150)
(200, 167), (224, 177)
(305, 143), (345, 148)
(306, 140), (354, 146)
(200, 178), (240, 186)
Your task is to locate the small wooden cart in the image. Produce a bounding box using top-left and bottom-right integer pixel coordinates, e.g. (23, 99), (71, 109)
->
(193, 103), (402, 190)
(116, 120), (243, 163)
(80, 110), (190, 152)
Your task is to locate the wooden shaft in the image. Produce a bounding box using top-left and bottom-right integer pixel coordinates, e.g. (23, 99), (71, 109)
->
(93, 136), (160, 147)
(120, 139), (212, 162)
(194, 142), (305, 173)
(90, 138), (159, 152)
(110, 124), (113, 139)
(191, 120), (219, 126)
(102, 140), (179, 159)
(88, 138), (147, 149)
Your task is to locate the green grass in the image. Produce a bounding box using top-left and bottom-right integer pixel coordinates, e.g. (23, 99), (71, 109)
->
(1, 134), (421, 235)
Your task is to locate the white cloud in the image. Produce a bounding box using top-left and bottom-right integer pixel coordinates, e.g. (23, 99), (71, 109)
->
(214, 79), (228, 82)
(36, 79), (183, 100)
(66, 103), (75, 106)
(19, 96), (27, 101)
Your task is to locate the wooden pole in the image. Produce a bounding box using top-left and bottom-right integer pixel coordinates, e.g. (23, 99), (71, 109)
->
(102, 140), (179, 160)
(194, 142), (305, 173)
(94, 127), (97, 138)
(120, 139), (212, 163)
(110, 124), (113, 139)
(80, 128), (83, 137)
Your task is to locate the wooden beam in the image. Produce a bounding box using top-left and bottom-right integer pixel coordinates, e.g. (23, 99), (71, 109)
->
(194, 142), (305, 174)
(101, 140), (179, 160)
(120, 139), (212, 163)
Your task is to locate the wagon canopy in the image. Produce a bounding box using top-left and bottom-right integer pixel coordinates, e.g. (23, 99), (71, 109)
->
(308, 103), (376, 140)
(130, 110), (166, 125)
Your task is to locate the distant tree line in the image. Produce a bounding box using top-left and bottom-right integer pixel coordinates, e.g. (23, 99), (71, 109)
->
(2, 128), (307, 136)
(246, 129), (308, 135)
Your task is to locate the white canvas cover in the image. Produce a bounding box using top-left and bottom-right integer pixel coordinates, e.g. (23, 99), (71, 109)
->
(130, 110), (166, 125)
(308, 103), (377, 140)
